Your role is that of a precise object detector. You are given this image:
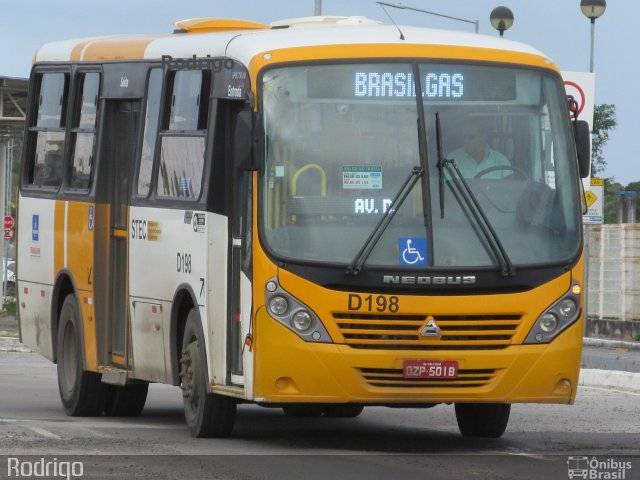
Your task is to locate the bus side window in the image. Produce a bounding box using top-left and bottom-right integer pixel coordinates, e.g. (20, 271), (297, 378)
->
(156, 69), (210, 199)
(136, 68), (162, 196)
(25, 72), (69, 188)
(68, 72), (100, 191)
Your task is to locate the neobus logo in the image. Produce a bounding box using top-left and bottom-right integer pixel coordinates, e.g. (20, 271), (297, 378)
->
(382, 275), (477, 286)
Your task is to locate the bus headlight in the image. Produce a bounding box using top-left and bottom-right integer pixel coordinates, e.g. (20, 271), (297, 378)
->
(540, 313), (558, 333)
(558, 298), (577, 319)
(291, 310), (313, 332)
(269, 296), (289, 316)
(264, 278), (332, 343)
(525, 285), (581, 344)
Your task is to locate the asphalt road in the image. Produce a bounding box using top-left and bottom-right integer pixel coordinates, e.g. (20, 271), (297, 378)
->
(582, 344), (640, 372)
(0, 352), (639, 479)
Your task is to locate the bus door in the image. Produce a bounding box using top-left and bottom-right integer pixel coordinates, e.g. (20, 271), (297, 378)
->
(216, 101), (252, 385)
(224, 103), (253, 384)
(209, 59), (253, 387)
(100, 99), (141, 367)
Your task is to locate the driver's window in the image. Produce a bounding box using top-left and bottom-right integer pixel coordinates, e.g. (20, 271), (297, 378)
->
(26, 72), (69, 188)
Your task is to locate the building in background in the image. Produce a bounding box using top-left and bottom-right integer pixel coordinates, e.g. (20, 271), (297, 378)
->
(0, 76), (27, 295)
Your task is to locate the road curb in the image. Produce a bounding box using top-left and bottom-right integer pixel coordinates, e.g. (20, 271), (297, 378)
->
(0, 336), (32, 353)
(580, 368), (640, 393)
(583, 337), (640, 351)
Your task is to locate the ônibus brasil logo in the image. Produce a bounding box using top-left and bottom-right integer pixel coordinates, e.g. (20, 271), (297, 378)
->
(567, 456), (632, 479)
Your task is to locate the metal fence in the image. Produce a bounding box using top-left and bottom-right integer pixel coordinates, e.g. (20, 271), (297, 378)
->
(586, 224), (640, 339)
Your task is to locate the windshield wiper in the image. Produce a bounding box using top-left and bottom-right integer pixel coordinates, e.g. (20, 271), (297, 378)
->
(346, 166), (423, 276)
(435, 112), (447, 219)
(434, 113), (514, 277)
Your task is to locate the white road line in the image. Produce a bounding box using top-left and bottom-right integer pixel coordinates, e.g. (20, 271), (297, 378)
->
(71, 420), (185, 430)
(28, 426), (61, 440)
(504, 451), (548, 460)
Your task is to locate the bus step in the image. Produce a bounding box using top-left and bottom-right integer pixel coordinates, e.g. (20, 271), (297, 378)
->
(99, 366), (129, 386)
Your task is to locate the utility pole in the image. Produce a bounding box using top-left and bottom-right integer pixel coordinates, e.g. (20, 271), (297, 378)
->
(314, 0), (322, 16)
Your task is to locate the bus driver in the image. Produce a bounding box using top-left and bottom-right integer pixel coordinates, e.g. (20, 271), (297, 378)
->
(447, 121), (510, 179)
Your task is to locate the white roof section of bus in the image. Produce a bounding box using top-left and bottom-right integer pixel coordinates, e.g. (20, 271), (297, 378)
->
(34, 35), (142, 63)
(146, 23), (550, 66)
(270, 15), (381, 28)
(35, 16), (551, 67)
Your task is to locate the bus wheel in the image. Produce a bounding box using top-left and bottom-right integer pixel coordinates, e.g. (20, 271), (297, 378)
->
(104, 382), (149, 417)
(282, 406), (324, 417)
(56, 293), (106, 416)
(455, 403), (510, 438)
(323, 405), (364, 418)
(180, 308), (236, 438)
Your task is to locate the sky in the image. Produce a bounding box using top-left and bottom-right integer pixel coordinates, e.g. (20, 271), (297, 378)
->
(1, 0), (636, 183)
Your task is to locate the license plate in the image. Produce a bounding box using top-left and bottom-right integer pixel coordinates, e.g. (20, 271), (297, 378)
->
(403, 360), (459, 379)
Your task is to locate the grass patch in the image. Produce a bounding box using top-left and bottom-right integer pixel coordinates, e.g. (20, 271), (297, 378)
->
(2, 298), (16, 317)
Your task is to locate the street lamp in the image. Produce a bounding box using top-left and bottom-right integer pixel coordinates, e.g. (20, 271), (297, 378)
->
(490, 6), (514, 37)
(580, 0), (607, 72)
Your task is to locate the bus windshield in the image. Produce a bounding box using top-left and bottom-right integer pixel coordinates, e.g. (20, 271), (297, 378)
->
(261, 62), (581, 269)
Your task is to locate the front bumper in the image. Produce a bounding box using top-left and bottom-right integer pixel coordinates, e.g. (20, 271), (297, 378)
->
(253, 306), (583, 405)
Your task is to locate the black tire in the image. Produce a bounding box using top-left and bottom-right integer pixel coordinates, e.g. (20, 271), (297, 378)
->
(323, 405), (364, 418)
(180, 308), (236, 438)
(282, 406), (324, 417)
(104, 382), (149, 417)
(56, 293), (106, 416)
(455, 403), (511, 438)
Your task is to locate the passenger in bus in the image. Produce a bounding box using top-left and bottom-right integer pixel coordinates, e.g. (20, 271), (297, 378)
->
(36, 150), (63, 186)
(447, 121), (510, 179)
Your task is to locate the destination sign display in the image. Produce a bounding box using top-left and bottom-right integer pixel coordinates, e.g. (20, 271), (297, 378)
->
(354, 71), (463, 99)
(307, 65), (516, 102)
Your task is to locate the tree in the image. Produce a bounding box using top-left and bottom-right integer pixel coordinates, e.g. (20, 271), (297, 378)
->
(625, 181), (640, 221)
(603, 177), (623, 224)
(591, 104), (617, 176)
(603, 179), (640, 223)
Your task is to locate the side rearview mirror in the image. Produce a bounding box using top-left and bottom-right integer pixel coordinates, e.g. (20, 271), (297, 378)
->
(233, 108), (261, 171)
(573, 120), (591, 178)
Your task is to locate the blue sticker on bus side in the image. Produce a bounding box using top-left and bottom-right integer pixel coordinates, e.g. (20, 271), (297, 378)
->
(31, 215), (39, 242)
(399, 237), (427, 266)
(88, 206), (95, 231)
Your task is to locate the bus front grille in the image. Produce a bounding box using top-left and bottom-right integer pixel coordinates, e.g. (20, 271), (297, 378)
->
(333, 313), (522, 350)
(357, 367), (499, 388)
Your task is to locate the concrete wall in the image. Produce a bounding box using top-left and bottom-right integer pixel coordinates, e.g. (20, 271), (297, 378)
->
(586, 224), (640, 340)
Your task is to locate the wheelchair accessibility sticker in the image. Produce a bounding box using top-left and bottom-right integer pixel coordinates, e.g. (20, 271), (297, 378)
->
(399, 237), (428, 266)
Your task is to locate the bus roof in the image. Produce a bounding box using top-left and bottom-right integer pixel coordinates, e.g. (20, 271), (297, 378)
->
(34, 16), (553, 70)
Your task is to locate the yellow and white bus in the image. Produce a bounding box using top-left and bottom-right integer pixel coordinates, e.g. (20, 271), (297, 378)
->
(17, 15), (591, 438)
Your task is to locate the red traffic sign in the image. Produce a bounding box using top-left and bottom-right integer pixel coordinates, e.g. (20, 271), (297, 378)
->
(563, 81), (586, 115)
(3, 215), (14, 230)
(3, 229), (14, 241)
